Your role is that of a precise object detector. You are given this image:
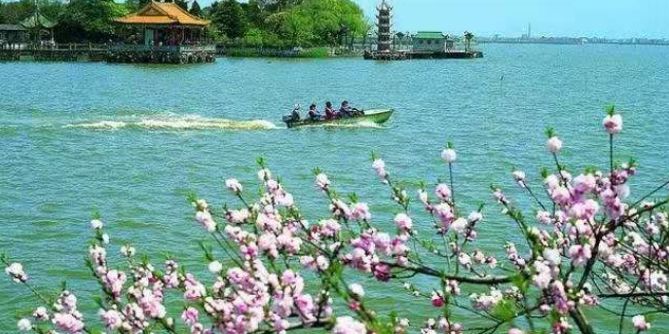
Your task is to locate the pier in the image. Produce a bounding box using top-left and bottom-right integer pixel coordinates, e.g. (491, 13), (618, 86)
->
(0, 44), (107, 62)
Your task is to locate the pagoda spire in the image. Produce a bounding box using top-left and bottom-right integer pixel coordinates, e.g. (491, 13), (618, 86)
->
(376, 0), (392, 52)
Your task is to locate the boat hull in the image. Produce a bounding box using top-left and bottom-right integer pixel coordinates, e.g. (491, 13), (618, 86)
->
(285, 109), (394, 128)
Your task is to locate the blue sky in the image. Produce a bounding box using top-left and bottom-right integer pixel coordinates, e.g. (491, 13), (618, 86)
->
(353, 0), (669, 38)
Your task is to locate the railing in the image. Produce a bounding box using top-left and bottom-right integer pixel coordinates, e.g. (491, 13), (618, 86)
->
(109, 44), (216, 53)
(0, 43), (107, 51)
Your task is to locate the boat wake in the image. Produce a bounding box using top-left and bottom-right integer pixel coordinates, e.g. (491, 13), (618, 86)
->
(320, 120), (385, 129)
(65, 115), (279, 131)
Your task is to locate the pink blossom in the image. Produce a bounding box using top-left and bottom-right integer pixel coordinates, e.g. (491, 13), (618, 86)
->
(102, 270), (127, 300)
(568, 244), (592, 267)
(509, 329), (524, 334)
(431, 292), (444, 307)
(512, 170), (526, 186)
(435, 183), (452, 201)
(394, 213), (413, 232)
(225, 178), (243, 193)
(333, 316), (366, 334)
(181, 307), (199, 326)
(348, 283), (365, 298)
(372, 159), (388, 179)
(17, 319), (31, 332)
(4, 262), (28, 283)
(352, 202), (371, 220)
(315, 173), (330, 190)
(547, 136), (563, 153)
(603, 114), (623, 134)
(33, 306), (49, 321)
(195, 210), (217, 233)
(52, 312), (85, 333)
(99, 309), (122, 330)
(441, 148), (457, 163)
(632, 315), (650, 331)
(90, 219), (103, 230)
(451, 218), (468, 235)
(373, 263), (391, 281)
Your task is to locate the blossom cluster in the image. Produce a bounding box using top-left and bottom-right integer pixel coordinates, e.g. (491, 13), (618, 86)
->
(3, 107), (667, 334)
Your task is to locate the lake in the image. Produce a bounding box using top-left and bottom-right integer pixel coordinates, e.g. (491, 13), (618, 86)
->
(1, 44), (668, 333)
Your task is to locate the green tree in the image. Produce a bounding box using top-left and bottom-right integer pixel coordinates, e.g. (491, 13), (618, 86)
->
(210, 0), (248, 39)
(0, 0), (63, 26)
(55, 0), (128, 42)
(173, 0), (188, 11)
(265, 9), (311, 46)
(286, 0), (366, 46)
(240, 0), (264, 29)
(189, 0), (203, 17)
(464, 31), (474, 52)
(243, 27), (263, 47)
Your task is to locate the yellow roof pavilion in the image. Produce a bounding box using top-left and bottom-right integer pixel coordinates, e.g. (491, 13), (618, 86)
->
(115, 1), (209, 27)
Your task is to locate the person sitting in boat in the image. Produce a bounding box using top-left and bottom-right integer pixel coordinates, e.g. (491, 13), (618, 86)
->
(339, 101), (362, 118)
(308, 104), (321, 121)
(324, 102), (336, 120)
(291, 104), (301, 121)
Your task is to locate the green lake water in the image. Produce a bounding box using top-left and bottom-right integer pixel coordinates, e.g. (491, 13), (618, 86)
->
(1, 44), (668, 332)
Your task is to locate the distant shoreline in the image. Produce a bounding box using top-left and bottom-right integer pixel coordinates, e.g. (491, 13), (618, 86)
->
(478, 39), (669, 47)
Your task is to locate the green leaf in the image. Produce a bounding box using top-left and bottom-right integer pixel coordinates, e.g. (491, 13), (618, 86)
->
(491, 299), (518, 322)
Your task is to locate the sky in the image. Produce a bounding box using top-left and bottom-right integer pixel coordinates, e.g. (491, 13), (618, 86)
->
(352, 0), (669, 38)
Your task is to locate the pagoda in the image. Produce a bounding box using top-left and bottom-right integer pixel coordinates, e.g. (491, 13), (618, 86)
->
(364, 0), (406, 60)
(376, 0), (392, 53)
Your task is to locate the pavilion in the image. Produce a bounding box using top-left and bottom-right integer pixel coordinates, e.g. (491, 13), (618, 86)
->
(20, 1), (57, 47)
(111, 1), (215, 64)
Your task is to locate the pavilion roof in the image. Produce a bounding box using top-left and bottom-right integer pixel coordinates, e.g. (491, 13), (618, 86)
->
(413, 31), (446, 39)
(115, 1), (209, 27)
(0, 24), (27, 31)
(21, 12), (57, 29)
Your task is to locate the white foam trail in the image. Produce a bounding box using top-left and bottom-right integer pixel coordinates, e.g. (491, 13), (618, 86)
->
(321, 120), (384, 129)
(65, 116), (278, 131)
(64, 121), (128, 129)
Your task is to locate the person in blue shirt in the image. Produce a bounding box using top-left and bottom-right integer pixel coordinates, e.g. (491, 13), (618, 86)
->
(308, 104), (321, 121)
(339, 101), (361, 118)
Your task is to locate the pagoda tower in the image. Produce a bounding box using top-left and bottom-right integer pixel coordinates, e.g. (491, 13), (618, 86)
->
(376, 0), (392, 52)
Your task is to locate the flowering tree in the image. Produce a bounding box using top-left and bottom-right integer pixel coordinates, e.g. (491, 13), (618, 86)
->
(3, 106), (668, 334)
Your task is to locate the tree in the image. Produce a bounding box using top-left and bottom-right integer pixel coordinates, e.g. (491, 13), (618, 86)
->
(240, 0), (264, 29)
(464, 31), (474, 52)
(189, 0), (202, 17)
(173, 0), (188, 11)
(243, 27), (263, 47)
(265, 9), (311, 47)
(210, 0), (248, 39)
(55, 0), (128, 43)
(0, 0), (62, 33)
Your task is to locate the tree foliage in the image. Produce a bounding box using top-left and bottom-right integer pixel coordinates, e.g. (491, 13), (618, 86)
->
(207, 0), (368, 47)
(55, 0), (128, 42)
(210, 0), (248, 39)
(189, 0), (203, 17)
(0, 0), (63, 26)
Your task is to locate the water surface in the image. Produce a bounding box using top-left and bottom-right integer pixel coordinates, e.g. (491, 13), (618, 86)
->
(1, 44), (669, 333)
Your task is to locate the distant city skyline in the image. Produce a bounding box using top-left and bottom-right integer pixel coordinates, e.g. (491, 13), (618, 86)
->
(352, 0), (668, 39)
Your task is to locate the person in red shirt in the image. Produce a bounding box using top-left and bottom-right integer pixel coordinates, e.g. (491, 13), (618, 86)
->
(324, 101), (336, 120)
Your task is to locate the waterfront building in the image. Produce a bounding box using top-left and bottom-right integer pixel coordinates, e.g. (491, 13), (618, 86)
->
(0, 25), (28, 50)
(20, 1), (57, 47)
(111, 1), (215, 64)
(412, 31), (455, 52)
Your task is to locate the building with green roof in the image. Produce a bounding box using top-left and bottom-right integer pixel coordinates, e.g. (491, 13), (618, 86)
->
(412, 31), (455, 53)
